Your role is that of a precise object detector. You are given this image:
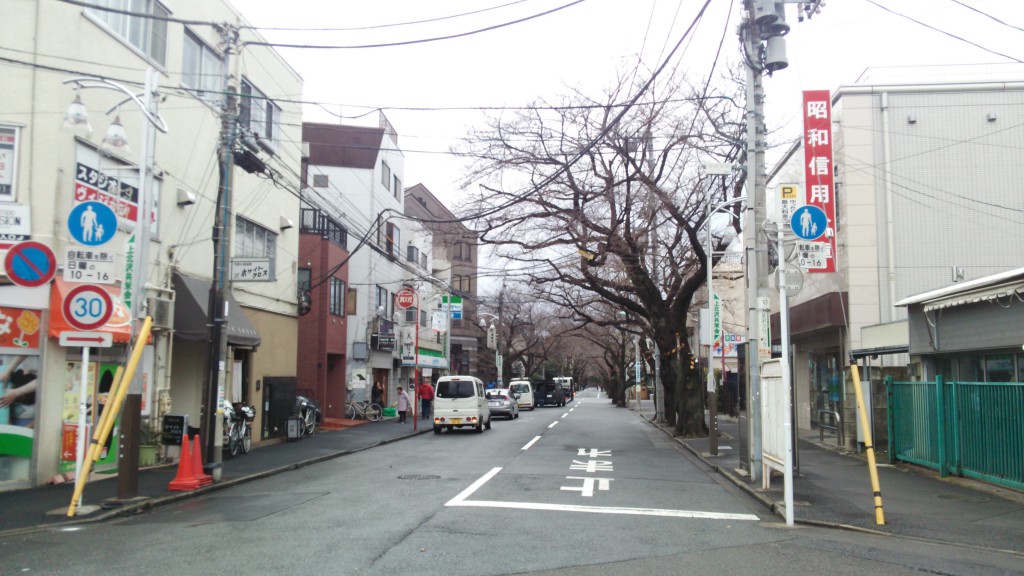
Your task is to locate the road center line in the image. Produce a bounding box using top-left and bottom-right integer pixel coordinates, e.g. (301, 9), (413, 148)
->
(521, 436), (542, 451)
(561, 412), (569, 418)
(548, 421), (559, 429)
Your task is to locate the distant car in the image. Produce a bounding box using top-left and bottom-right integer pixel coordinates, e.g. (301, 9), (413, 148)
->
(485, 388), (520, 419)
(534, 382), (565, 407)
(508, 380), (535, 410)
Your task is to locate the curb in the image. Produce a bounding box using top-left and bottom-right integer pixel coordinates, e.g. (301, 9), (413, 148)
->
(0, 428), (430, 539)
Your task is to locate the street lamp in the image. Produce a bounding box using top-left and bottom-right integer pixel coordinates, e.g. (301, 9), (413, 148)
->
(62, 67), (168, 498)
(701, 177), (746, 456)
(478, 312), (501, 386)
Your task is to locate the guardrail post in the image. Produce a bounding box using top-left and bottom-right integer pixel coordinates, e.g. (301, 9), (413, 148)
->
(885, 376), (894, 464)
(936, 375), (948, 477)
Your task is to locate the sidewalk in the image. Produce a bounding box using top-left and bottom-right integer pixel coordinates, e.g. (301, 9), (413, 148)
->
(635, 403), (1024, 555)
(0, 416), (430, 537)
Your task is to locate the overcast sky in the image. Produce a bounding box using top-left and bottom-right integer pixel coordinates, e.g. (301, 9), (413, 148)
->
(229, 0), (1024, 203)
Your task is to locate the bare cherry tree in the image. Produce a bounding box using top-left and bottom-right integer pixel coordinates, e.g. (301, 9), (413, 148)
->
(457, 68), (745, 436)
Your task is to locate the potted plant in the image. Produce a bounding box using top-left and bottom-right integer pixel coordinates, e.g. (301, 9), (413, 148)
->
(138, 427), (162, 467)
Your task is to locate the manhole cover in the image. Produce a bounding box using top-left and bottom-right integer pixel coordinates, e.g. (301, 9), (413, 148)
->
(935, 493), (990, 503)
(398, 474), (441, 480)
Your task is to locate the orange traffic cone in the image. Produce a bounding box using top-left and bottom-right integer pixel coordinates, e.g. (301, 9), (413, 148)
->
(168, 433), (200, 491)
(191, 434), (213, 486)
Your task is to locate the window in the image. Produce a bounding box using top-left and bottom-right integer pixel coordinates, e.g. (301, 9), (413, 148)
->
(393, 175), (402, 199)
(405, 306), (418, 323)
(235, 216), (277, 279)
(86, 0), (168, 65)
(385, 223), (400, 259)
(240, 79), (281, 146)
(0, 126), (20, 202)
(420, 253), (427, 269)
(329, 278), (345, 316)
(376, 286), (389, 315)
(297, 268), (310, 292)
(312, 174), (328, 188)
(420, 309), (428, 327)
(985, 354), (1014, 382)
(407, 245), (419, 263)
(381, 161), (391, 188)
(182, 29), (223, 104)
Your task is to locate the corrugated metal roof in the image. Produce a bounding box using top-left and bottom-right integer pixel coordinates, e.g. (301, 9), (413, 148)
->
(895, 267), (1024, 308)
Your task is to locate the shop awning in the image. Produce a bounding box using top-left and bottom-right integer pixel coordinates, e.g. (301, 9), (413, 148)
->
(172, 272), (261, 347)
(48, 278), (133, 343)
(920, 281), (1024, 312)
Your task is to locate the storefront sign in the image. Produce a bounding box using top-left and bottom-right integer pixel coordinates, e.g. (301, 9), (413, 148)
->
(801, 91), (836, 273)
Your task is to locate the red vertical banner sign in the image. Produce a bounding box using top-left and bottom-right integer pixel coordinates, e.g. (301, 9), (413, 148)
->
(802, 90), (836, 273)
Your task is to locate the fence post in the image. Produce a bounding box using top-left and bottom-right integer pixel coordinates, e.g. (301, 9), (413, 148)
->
(885, 376), (894, 464)
(936, 375), (947, 477)
(950, 379), (960, 476)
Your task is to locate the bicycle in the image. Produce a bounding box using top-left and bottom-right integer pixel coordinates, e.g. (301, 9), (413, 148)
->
(223, 402), (255, 457)
(345, 400), (383, 422)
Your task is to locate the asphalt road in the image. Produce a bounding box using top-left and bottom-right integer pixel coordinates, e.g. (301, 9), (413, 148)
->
(0, 389), (1020, 575)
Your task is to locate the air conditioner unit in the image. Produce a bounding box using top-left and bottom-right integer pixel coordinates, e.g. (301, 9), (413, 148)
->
(148, 296), (174, 330)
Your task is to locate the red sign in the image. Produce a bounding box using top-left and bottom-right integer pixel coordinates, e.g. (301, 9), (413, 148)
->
(395, 288), (416, 309)
(0, 306), (42, 350)
(62, 284), (114, 331)
(801, 90), (836, 273)
(4, 240), (57, 287)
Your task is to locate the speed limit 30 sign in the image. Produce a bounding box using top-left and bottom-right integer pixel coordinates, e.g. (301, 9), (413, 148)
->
(62, 284), (114, 331)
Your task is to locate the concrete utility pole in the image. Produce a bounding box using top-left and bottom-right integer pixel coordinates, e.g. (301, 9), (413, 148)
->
(739, 0), (823, 481)
(201, 24), (240, 481)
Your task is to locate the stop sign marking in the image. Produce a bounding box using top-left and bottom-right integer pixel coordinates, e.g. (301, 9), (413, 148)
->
(396, 288), (416, 309)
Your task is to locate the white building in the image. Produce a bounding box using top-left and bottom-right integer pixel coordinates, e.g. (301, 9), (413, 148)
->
(0, 0), (302, 489)
(767, 77), (1024, 445)
(302, 119), (415, 407)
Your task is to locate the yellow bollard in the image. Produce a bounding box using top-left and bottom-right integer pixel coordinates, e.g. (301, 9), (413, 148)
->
(67, 317), (153, 517)
(850, 361), (886, 525)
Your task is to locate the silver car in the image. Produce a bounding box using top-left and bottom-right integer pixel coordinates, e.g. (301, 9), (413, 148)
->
(485, 388), (520, 419)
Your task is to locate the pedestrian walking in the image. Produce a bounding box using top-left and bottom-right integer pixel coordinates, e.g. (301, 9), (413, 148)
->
(396, 386), (410, 423)
(418, 379), (434, 420)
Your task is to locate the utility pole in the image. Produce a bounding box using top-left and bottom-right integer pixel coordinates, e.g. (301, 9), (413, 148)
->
(201, 24), (240, 481)
(740, 0), (821, 481)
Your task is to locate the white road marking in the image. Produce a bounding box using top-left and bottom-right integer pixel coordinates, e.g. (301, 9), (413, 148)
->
(548, 421), (559, 429)
(446, 468), (760, 521)
(561, 412), (569, 418)
(446, 467), (502, 505)
(521, 436), (542, 451)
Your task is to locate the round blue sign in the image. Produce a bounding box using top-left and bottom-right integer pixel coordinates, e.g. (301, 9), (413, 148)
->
(790, 205), (828, 241)
(68, 201), (118, 247)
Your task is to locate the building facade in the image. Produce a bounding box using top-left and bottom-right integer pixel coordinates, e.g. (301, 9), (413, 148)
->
(767, 79), (1024, 447)
(404, 184), (480, 377)
(0, 0), (302, 489)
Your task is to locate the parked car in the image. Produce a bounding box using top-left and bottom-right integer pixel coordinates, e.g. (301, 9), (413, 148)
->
(485, 388), (520, 419)
(508, 379), (535, 410)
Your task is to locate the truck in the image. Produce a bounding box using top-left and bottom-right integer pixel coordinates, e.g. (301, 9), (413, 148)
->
(553, 376), (574, 403)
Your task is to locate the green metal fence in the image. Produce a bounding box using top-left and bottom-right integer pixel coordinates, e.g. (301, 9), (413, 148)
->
(887, 376), (1024, 491)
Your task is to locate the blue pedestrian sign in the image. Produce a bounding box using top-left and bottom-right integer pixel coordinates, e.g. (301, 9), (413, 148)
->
(790, 205), (828, 241)
(68, 201), (117, 247)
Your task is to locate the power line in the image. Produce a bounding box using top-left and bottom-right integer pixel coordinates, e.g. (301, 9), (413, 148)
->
(239, 0), (534, 32)
(241, 0), (589, 50)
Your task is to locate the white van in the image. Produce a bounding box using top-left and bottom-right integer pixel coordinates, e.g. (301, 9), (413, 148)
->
(433, 375), (492, 433)
(508, 379), (535, 411)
